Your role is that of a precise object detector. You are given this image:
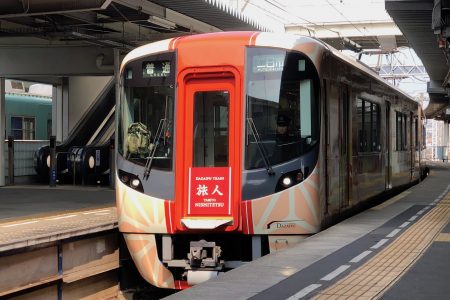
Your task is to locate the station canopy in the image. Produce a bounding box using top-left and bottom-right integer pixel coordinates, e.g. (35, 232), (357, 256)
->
(0, 0), (266, 50)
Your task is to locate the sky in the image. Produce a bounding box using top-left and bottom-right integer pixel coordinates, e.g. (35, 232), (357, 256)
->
(227, 0), (429, 98)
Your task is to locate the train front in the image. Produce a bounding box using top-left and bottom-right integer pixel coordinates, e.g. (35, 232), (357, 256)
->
(116, 32), (323, 289)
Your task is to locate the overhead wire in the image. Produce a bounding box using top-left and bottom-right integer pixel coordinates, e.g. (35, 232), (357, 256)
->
(325, 0), (380, 48)
(247, 0), (342, 37)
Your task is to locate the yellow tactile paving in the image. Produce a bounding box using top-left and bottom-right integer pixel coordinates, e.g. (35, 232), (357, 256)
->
(313, 192), (450, 300)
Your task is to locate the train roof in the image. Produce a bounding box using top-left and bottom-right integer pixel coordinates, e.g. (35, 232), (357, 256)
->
(122, 31), (420, 107)
(5, 92), (52, 105)
(323, 40), (419, 106)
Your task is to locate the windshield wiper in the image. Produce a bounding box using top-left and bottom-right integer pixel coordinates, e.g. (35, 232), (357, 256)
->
(143, 118), (166, 180)
(247, 118), (275, 176)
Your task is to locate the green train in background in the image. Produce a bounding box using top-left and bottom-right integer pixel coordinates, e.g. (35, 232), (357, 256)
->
(5, 92), (52, 140)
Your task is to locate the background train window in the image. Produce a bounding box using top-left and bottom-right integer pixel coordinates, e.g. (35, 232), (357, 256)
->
(11, 116), (35, 140)
(395, 111), (408, 151)
(357, 99), (380, 152)
(245, 47), (319, 169)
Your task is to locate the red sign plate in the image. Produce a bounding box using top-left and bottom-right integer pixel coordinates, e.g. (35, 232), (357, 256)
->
(188, 167), (231, 216)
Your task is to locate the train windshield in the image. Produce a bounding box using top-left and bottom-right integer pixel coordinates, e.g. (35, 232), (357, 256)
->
(245, 48), (319, 170)
(118, 54), (175, 171)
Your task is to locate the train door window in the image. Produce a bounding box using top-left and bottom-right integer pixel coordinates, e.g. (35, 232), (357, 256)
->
(357, 99), (365, 152)
(403, 114), (408, 149)
(371, 103), (381, 151)
(396, 112), (401, 151)
(193, 91), (229, 167)
(11, 116), (35, 140)
(363, 100), (372, 152)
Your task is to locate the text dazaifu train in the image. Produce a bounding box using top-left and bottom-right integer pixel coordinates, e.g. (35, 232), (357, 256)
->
(116, 32), (427, 289)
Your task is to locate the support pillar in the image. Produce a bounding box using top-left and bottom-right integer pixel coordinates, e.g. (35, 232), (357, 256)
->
(444, 120), (449, 147)
(52, 77), (69, 143)
(444, 120), (449, 161)
(0, 78), (4, 186)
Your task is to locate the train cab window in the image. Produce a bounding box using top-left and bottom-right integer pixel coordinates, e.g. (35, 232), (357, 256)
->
(119, 53), (175, 171)
(357, 99), (380, 152)
(120, 85), (174, 170)
(193, 91), (229, 167)
(245, 48), (319, 169)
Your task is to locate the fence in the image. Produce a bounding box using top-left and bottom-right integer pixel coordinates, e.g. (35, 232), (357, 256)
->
(3, 140), (48, 177)
(423, 146), (449, 162)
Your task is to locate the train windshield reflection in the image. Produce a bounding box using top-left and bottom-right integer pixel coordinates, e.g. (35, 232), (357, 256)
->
(245, 48), (319, 170)
(120, 85), (174, 171)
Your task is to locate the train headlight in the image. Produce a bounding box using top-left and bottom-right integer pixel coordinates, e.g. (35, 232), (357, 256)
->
(88, 156), (95, 169)
(118, 169), (144, 193)
(46, 155), (50, 168)
(275, 169), (306, 193)
(282, 177), (292, 187)
(131, 178), (140, 188)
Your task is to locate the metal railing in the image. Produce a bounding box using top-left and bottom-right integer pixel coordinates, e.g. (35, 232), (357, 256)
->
(3, 139), (48, 177)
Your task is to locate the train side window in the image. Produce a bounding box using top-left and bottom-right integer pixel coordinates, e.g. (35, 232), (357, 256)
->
(395, 111), (408, 151)
(414, 117), (419, 150)
(357, 98), (380, 153)
(11, 116), (36, 140)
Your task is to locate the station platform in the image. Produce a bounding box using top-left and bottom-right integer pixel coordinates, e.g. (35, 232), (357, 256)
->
(167, 162), (450, 300)
(0, 185), (117, 251)
(0, 185), (118, 298)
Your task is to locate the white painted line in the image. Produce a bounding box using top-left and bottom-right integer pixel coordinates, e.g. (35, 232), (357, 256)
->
(321, 265), (351, 281)
(2, 220), (38, 228)
(417, 209), (426, 215)
(82, 209), (111, 215)
(386, 228), (401, 238)
(371, 239), (389, 249)
(399, 221), (410, 228)
(45, 214), (77, 221)
(94, 212), (110, 216)
(287, 284), (322, 300)
(350, 250), (372, 263)
(409, 215), (418, 222)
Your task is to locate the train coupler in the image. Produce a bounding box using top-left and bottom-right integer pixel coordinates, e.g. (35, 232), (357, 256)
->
(187, 239), (223, 270)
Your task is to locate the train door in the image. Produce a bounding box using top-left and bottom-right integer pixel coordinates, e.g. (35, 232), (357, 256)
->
(175, 71), (241, 231)
(325, 81), (340, 214)
(339, 84), (350, 208)
(410, 112), (414, 180)
(385, 101), (392, 189)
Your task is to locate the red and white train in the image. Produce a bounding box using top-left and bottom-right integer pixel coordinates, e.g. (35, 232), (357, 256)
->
(116, 32), (427, 289)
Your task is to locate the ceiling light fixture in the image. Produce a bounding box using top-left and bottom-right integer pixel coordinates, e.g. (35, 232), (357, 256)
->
(147, 16), (176, 29)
